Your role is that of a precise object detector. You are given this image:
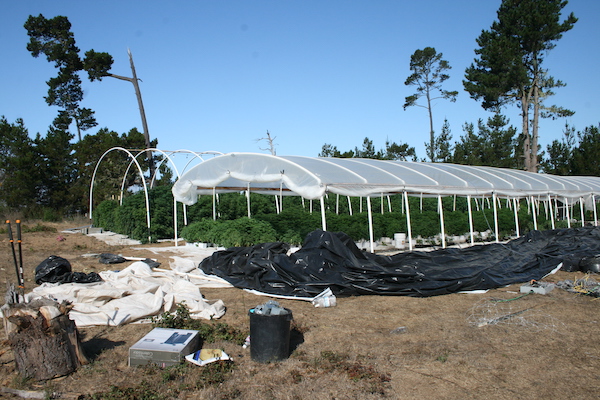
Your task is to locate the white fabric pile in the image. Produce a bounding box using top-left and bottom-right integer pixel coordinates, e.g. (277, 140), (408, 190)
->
(26, 260), (232, 327)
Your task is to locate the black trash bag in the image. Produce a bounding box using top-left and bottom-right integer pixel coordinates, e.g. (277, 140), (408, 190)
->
(35, 255), (103, 284)
(35, 255), (72, 284)
(99, 253), (127, 264)
(580, 255), (600, 273)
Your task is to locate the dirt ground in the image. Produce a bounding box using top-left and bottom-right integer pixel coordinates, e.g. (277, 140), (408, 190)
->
(0, 220), (599, 399)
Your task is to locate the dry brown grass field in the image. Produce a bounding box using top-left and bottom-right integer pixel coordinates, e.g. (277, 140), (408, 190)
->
(1, 221), (598, 399)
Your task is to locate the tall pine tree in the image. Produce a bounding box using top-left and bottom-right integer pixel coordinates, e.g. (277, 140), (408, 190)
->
(464, 0), (576, 172)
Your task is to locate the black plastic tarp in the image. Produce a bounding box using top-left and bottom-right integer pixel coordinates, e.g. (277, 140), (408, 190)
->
(35, 255), (103, 284)
(199, 226), (600, 297)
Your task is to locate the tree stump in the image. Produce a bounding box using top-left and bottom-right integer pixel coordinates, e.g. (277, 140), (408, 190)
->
(2, 297), (88, 381)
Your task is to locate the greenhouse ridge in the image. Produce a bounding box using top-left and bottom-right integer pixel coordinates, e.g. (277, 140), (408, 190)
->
(172, 152), (600, 202)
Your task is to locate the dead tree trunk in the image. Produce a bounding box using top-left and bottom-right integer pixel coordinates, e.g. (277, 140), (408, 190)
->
(2, 297), (88, 381)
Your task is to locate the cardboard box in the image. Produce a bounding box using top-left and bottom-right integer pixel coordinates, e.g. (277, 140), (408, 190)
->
(129, 328), (200, 367)
(520, 282), (555, 295)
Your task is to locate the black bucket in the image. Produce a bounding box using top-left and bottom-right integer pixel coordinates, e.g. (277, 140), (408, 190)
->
(248, 308), (293, 363)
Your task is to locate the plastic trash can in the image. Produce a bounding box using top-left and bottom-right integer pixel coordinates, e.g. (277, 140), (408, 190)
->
(248, 307), (293, 363)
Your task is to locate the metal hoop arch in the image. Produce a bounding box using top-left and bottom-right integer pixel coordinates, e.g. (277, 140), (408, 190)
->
(89, 146), (152, 242)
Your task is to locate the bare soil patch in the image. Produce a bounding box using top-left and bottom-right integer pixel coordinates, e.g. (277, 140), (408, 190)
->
(1, 221), (599, 399)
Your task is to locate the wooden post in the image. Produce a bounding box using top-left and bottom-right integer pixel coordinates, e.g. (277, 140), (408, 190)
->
(2, 297), (88, 381)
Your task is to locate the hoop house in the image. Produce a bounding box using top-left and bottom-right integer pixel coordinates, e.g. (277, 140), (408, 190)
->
(172, 153), (600, 251)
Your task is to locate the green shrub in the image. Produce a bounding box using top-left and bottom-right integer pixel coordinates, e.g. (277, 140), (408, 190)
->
(210, 217), (277, 247)
(180, 218), (220, 243)
(93, 199), (119, 230)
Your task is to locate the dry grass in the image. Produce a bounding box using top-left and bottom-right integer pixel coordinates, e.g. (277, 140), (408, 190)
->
(1, 221), (599, 399)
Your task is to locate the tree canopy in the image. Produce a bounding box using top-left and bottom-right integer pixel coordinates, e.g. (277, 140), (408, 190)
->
(463, 0), (577, 172)
(319, 138), (416, 161)
(24, 14), (115, 141)
(404, 47), (458, 162)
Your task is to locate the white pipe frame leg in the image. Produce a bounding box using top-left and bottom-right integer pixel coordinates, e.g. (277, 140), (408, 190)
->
(367, 196), (374, 253)
(403, 191), (413, 251)
(493, 192), (499, 243)
(467, 194), (475, 245)
(320, 196), (327, 231)
(437, 194), (446, 249)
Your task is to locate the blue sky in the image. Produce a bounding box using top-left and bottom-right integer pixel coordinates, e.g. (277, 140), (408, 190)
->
(1, 0), (598, 163)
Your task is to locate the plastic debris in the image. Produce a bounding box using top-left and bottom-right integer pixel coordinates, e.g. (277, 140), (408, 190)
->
(242, 335), (251, 349)
(185, 349), (230, 366)
(251, 300), (289, 316)
(390, 326), (408, 334)
(556, 276), (600, 297)
(311, 287), (337, 307)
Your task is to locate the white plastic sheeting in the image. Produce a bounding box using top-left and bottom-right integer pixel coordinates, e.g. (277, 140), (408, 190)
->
(26, 261), (229, 327)
(172, 152), (600, 203)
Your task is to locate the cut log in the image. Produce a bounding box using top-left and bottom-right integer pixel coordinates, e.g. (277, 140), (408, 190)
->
(3, 298), (88, 381)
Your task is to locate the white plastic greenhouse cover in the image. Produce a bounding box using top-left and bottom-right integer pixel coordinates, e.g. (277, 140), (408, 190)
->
(172, 152), (600, 204)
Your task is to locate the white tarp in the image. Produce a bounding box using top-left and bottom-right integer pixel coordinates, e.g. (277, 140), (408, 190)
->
(26, 261), (232, 327)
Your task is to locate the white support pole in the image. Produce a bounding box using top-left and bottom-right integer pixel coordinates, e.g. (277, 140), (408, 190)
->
(320, 196), (327, 231)
(380, 193), (384, 214)
(279, 182), (283, 213)
(348, 196), (353, 216)
(246, 183), (251, 218)
(493, 192), (499, 243)
(401, 192), (405, 215)
(548, 194), (555, 229)
(438, 195), (446, 249)
(275, 195), (280, 214)
(360, 197), (363, 213)
(301, 197), (305, 209)
(404, 191), (413, 251)
(367, 196), (374, 253)
(531, 196), (538, 231)
(593, 195), (598, 226)
(564, 197), (571, 228)
(387, 195), (392, 213)
(336, 194), (339, 215)
(174, 199), (179, 247)
(453, 194), (456, 211)
(310, 199), (313, 214)
(513, 198), (520, 238)
(420, 193), (423, 212)
(580, 197), (585, 227)
(467, 194), (474, 245)
(212, 187), (217, 221)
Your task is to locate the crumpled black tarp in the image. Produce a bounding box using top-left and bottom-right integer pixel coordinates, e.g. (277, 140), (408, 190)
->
(199, 226), (600, 298)
(99, 253), (128, 264)
(35, 255), (103, 284)
(98, 253), (161, 268)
